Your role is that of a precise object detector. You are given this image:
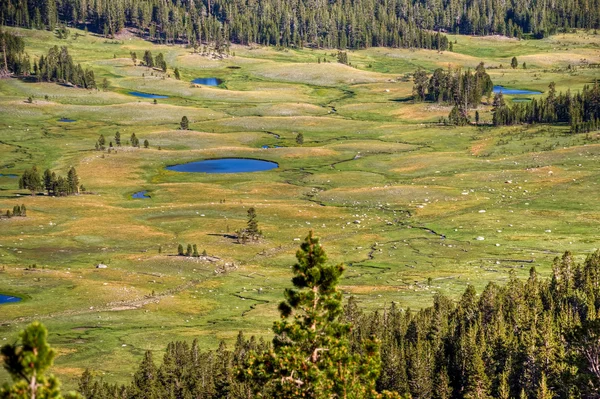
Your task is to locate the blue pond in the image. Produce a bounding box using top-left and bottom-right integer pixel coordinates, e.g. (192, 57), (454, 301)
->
(493, 86), (542, 95)
(129, 91), (169, 99)
(58, 118), (76, 123)
(167, 158), (278, 174)
(0, 174), (18, 178)
(192, 78), (223, 86)
(132, 190), (150, 199)
(0, 294), (21, 305)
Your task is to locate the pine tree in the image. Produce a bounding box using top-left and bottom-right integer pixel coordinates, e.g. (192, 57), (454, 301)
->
(67, 167), (79, 194)
(0, 322), (80, 399)
(130, 351), (158, 399)
(180, 116), (189, 130)
(511, 57), (518, 69)
(19, 165), (42, 195)
(296, 132), (304, 145)
(241, 231), (399, 398)
(192, 244), (199, 257)
(186, 244), (192, 257)
(144, 139), (149, 149)
(177, 244), (184, 256)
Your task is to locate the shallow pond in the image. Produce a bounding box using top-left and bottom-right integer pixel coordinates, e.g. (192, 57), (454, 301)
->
(192, 78), (223, 86)
(58, 118), (76, 122)
(132, 190), (150, 199)
(0, 294), (21, 304)
(129, 91), (169, 99)
(493, 86), (542, 95)
(166, 158), (278, 174)
(0, 174), (18, 178)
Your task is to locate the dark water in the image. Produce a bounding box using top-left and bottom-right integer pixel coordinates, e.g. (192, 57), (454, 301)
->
(493, 86), (542, 95)
(132, 191), (150, 199)
(129, 91), (169, 99)
(58, 118), (76, 122)
(512, 98), (533, 103)
(0, 174), (18, 178)
(0, 294), (21, 304)
(192, 78), (223, 86)
(167, 158), (279, 174)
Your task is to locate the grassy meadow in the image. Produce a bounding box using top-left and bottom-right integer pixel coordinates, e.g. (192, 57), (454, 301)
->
(1, 27), (599, 387)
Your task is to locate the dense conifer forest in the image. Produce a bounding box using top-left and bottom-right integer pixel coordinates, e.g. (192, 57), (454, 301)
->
(16, 245), (599, 399)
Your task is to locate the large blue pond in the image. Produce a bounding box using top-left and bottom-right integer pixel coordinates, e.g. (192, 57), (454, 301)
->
(192, 78), (223, 86)
(166, 158), (278, 174)
(129, 91), (169, 99)
(0, 294), (21, 304)
(493, 86), (542, 95)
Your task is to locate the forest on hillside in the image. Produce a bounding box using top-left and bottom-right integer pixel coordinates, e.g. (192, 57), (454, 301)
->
(2, 0), (599, 51)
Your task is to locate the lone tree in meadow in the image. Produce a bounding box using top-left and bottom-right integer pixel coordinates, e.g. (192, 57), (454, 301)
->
(180, 116), (189, 130)
(0, 322), (80, 399)
(511, 56), (518, 69)
(296, 132), (304, 145)
(19, 166), (42, 195)
(144, 139), (149, 149)
(240, 231), (399, 399)
(130, 133), (140, 147)
(114, 131), (121, 146)
(174, 68), (181, 80)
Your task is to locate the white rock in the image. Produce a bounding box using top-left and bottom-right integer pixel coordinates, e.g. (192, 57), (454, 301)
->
(476, 236), (485, 241)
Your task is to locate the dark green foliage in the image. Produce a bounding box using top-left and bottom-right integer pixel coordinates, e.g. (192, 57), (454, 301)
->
(130, 133), (140, 147)
(114, 131), (121, 147)
(0, 322), (81, 398)
(511, 56), (518, 69)
(0, 28), (29, 76)
(492, 81), (600, 132)
(177, 244), (184, 256)
(237, 207), (262, 243)
(296, 132), (304, 145)
(337, 51), (349, 65)
(18, 165), (41, 194)
(79, 248), (600, 399)
(154, 52), (167, 72)
(174, 67), (181, 80)
(143, 139), (149, 149)
(186, 244), (192, 257)
(241, 231), (398, 398)
(0, 0), (453, 51)
(36, 46), (95, 88)
(143, 50), (154, 68)
(180, 116), (189, 130)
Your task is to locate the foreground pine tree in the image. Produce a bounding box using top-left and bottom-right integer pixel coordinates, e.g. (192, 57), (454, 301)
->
(0, 322), (81, 399)
(241, 231), (399, 398)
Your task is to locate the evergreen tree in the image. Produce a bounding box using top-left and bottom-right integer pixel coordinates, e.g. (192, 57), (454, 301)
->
(511, 57), (518, 69)
(67, 167), (79, 194)
(296, 132), (304, 145)
(241, 231), (398, 398)
(180, 116), (189, 130)
(0, 322), (80, 399)
(177, 244), (184, 256)
(19, 166), (42, 195)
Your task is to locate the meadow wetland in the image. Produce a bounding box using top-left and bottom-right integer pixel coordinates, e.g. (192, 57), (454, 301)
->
(1, 26), (599, 389)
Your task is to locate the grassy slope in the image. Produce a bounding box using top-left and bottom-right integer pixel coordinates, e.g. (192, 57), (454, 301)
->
(1, 27), (599, 387)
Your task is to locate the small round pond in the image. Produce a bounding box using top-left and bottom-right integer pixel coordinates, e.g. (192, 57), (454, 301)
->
(132, 190), (150, 199)
(166, 158), (278, 174)
(192, 78), (223, 86)
(58, 118), (76, 123)
(493, 86), (542, 95)
(0, 294), (21, 305)
(129, 91), (169, 99)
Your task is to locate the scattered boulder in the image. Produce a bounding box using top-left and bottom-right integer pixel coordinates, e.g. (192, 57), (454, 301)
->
(476, 236), (485, 241)
(96, 264), (108, 269)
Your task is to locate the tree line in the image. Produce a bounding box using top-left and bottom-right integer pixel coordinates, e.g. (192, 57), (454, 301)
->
(19, 165), (83, 196)
(413, 64), (494, 125)
(34, 45), (96, 88)
(0, 0), (453, 51)
(1, 204), (26, 218)
(4, 233), (600, 398)
(492, 81), (600, 133)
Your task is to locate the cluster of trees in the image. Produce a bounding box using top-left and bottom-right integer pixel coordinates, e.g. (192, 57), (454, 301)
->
(5, 234), (600, 399)
(142, 50), (167, 71)
(96, 132), (148, 150)
(413, 64), (494, 125)
(19, 166), (82, 196)
(0, 0), (453, 51)
(2, 204), (26, 218)
(34, 45), (96, 88)
(492, 81), (600, 132)
(236, 207), (262, 243)
(0, 28), (30, 76)
(176, 243), (207, 257)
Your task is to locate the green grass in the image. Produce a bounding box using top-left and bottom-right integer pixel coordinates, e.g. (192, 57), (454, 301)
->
(1, 27), (599, 389)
